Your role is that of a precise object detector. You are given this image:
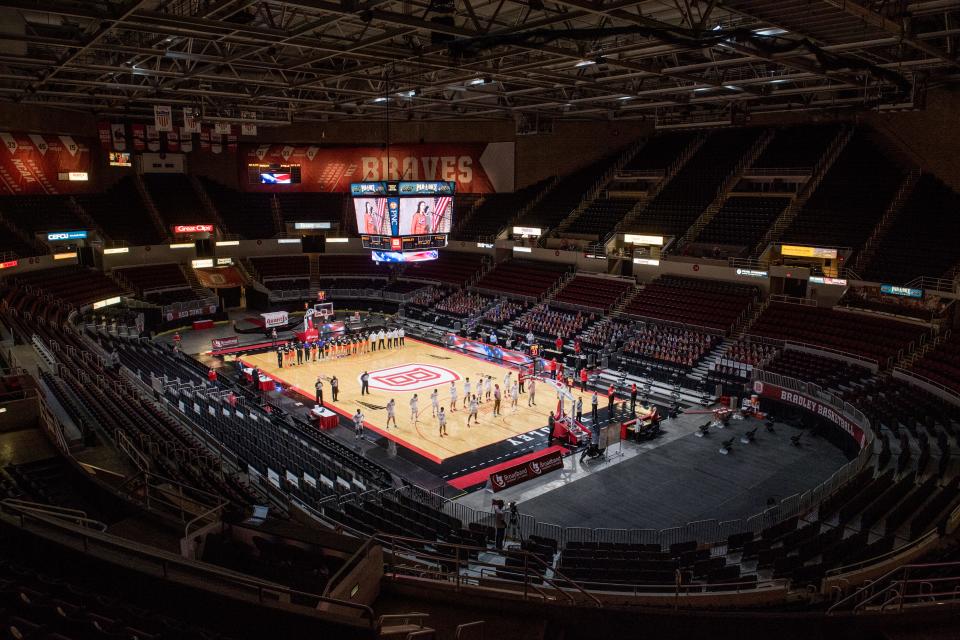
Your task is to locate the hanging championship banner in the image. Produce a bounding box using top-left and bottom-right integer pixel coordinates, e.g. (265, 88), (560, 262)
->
(199, 126), (210, 151)
(240, 111), (257, 136)
(214, 122), (232, 135)
(146, 125), (160, 152)
(110, 123), (127, 151)
(166, 129), (180, 153)
(180, 126), (193, 153)
(58, 136), (79, 157)
(183, 108), (201, 134)
(211, 132), (222, 154)
(154, 105), (173, 132)
(97, 122), (112, 149)
(227, 134), (238, 153)
(131, 124), (146, 151)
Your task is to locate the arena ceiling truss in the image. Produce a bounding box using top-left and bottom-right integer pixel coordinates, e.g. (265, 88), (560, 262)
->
(0, 0), (958, 127)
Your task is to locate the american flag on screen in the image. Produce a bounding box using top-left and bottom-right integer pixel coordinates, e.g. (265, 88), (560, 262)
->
(430, 196), (452, 233)
(376, 197), (388, 234)
(261, 172), (291, 184)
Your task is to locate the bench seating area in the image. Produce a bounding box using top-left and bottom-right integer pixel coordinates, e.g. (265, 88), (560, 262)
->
(143, 174), (212, 226)
(622, 276), (757, 333)
(199, 177), (277, 239)
(113, 263), (188, 293)
(633, 129), (762, 237)
(315, 254), (390, 278)
(553, 275), (633, 311)
(8, 266), (125, 308)
(749, 303), (929, 365)
(910, 333), (960, 396)
(764, 349), (874, 394)
(75, 177), (162, 246)
(781, 134), (904, 252)
(863, 174), (960, 284)
(0, 195), (84, 235)
(472, 260), (569, 299)
(248, 256), (310, 288)
(400, 251), (486, 285)
(454, 179), (549, 240)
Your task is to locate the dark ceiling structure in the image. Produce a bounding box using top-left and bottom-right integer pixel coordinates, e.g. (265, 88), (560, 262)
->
(0, 0), (958, 127)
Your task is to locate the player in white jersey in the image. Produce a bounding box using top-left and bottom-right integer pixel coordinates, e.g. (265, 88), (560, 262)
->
(528, 377), (537, 407)
(385, 399), (396, 429)
(467, 395), (479, 426)
(449, 381), (458, 412)
(510, 381), (520, 410)
(483, 375), (493, 402)
(504, 371), (512, 389)
(463, 378), (471, 408)
(438, 407), (448, 437)
(353, 409), (364, 439)
(430, 388), (440, 417)
(409, 394), (419, 424)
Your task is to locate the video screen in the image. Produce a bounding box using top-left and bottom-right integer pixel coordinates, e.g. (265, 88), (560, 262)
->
(247, 163), (301, 185)
(371, 250), (438, 263)
(354, 197), (391, 235)
(398, 196), (453, 235)
(108, 152), (131, 167)
(260, 171), (291, 184)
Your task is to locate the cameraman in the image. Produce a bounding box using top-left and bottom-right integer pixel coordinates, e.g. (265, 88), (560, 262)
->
(493, 499), (507, 550)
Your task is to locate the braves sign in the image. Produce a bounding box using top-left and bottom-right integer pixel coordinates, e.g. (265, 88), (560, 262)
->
(366, 363), (459, 392)
(242, 142), (515, 194)
(489, 448), (564, 492)
(753, 381), (867, 448)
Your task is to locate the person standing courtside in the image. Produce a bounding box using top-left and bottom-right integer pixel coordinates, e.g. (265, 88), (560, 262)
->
(360, 371), (370, 395)
(331, 375), (339, 402)
(377, 329), (385, 351)
(276, 345), (283, 368)
(576, 396), (583, 423)
(630, 383), (638, 416)
(399, 327), (405, 347)
(591, 391), (598, 424)
(528, 377), (537, 407)
(493, 384), (502, 417)
(315, 376), (324, 407)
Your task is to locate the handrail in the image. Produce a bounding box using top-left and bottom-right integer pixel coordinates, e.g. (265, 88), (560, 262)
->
(1, 498), (106, 532)
(324, 534), (379, 598)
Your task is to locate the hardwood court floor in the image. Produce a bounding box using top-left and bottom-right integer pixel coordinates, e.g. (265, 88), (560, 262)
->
(240, 338), (563, 463)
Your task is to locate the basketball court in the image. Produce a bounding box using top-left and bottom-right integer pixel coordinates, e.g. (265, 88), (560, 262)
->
(239, 337), (575, 466)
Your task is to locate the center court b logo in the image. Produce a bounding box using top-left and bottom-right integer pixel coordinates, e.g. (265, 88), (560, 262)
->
(365, 363), (460, 392)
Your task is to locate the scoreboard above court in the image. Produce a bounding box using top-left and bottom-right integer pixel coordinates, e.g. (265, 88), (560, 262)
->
(361, 234), (448, 251)
(352, 181), (454, 257)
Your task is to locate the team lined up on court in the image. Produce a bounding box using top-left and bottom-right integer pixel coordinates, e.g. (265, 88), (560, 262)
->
(274, 327), (405, 368)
